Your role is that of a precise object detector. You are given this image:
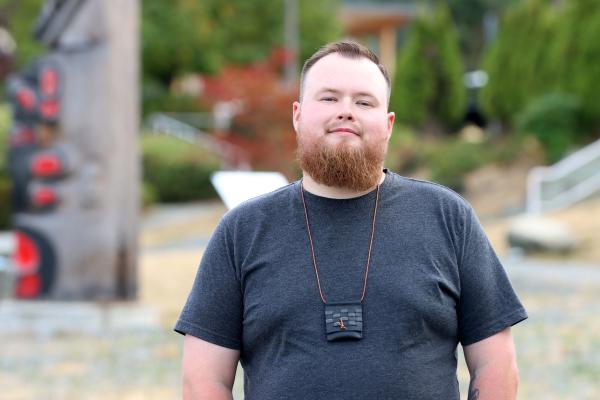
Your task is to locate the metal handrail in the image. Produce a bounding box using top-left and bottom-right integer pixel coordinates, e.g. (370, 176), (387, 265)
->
(144, 113), (250, 170)
(527, 138), (600, 214)
(543, 138), (600, 179)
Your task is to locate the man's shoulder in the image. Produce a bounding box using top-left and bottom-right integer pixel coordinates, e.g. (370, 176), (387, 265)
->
(235, 180), (298, 210)
(386, 171), (472, 210)
(221, 180), (299, 225)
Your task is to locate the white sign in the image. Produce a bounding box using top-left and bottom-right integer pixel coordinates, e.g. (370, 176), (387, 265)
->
(211, 171), (289, 210)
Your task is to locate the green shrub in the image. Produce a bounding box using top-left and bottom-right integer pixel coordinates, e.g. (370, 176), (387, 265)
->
(426, 140), (490, 192)
(142, 79), (206, 117)
(141, 133), (220, 202)
(385, 125), (424, 174)
(141, 181), (158, 210)
(515, 93), (584, 163)
(386, 127), (500, 193)
(488, 134), (536, 165)
(0, 105), (11, 230)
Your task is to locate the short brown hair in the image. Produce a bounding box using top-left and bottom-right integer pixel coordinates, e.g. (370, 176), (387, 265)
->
(299, 40), (391, 103)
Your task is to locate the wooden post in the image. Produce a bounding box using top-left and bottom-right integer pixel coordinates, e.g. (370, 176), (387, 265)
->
(12, 0), (140, 300)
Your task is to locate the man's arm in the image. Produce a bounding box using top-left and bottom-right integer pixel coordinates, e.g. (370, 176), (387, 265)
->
(182, 334), (241, 400)
(463, 327), (519, 400)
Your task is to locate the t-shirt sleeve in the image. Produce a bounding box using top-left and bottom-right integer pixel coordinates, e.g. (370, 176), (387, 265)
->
(457, 206), (527, 346)
(174, 217), (243, 350)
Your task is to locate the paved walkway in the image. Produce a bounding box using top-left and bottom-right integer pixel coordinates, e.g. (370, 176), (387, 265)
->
(0, 300), (161, 335)
(506, 257), (600, 287)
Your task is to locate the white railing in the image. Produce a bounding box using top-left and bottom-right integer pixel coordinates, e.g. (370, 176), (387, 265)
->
(527, 138), (600, 214)
(145, 113), (250, 170)
(146, 113), (213, 145)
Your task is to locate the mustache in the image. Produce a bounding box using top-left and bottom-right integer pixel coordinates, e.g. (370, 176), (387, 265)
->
(325, 123), (363, 137)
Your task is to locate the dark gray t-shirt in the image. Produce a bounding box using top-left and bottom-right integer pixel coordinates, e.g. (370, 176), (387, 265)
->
(175, 171), (527, 399)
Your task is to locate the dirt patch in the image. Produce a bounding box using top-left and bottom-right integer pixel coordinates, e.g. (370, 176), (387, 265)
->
(139, 249), (202, 327)
(464, 160), (535, 219)
(462, 158), (600, 265)
(481, 198), (600, 264)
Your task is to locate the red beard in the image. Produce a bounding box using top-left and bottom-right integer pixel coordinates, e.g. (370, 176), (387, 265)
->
(296, 134), (386, 191)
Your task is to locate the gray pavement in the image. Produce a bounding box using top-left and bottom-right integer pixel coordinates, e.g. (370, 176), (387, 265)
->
(505, 257), (600, 287)
(141, 201), (225, 232)
(0, 300), (161, 335)
(141, 200), (226, 252)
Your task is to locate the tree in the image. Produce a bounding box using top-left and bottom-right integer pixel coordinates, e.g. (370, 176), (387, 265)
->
(391, 3), (466, 133)
(443, 0), (517, 69)
(345, 0), (517, 69)
(142, 0), (340, 88)
(141, 0), (340, 116)
(480, 0), (555, 126)
(550, 0), (600, 130)
(298, 0), (342, 63)
(200, 54), (299, 177)
(0, 0), (43, 72)
(142, 0), (221, 86)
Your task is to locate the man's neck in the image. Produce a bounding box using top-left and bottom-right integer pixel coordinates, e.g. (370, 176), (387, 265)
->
(301, 171), (386, 199)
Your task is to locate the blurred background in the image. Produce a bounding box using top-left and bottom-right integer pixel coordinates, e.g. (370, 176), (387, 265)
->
(0, 0), (599, 398)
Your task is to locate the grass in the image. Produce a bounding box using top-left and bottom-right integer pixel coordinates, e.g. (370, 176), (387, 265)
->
(140, 132), (219, 165)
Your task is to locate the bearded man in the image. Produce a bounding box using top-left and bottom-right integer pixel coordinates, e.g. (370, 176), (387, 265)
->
(175, 40), (527, 400)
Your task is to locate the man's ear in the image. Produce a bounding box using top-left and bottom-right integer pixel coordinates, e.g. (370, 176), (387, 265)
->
(292, 101), (301, 132)
(386, 111), (395, 139)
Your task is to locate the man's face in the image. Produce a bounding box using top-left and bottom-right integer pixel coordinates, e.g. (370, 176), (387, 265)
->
(293, 53), (395, 190)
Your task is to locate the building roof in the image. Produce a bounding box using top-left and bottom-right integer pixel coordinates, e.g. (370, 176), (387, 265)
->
(341, 3), (416, 35)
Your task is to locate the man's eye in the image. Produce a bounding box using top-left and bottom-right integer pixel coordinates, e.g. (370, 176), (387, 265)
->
(321, 97), (337, 102)
(357, 100), (372, 107)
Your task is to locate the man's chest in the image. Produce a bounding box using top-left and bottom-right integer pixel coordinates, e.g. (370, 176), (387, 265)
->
(238, 226), (461, 348)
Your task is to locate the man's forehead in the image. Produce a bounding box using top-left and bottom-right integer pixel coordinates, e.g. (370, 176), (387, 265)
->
(303, 53), (388, 97)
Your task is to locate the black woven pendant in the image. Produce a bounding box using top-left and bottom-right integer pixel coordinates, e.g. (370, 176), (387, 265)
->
(325, 302), (363, 341)
(300, 181), (380, 344)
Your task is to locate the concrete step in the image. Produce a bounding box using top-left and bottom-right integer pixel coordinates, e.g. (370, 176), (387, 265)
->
(0, 300), (160, 335)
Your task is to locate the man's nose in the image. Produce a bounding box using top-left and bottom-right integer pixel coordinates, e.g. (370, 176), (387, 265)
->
(336, 101), (354, 121)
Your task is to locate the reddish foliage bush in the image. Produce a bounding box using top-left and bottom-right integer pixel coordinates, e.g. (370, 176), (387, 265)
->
(202, 50), (300, 179)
